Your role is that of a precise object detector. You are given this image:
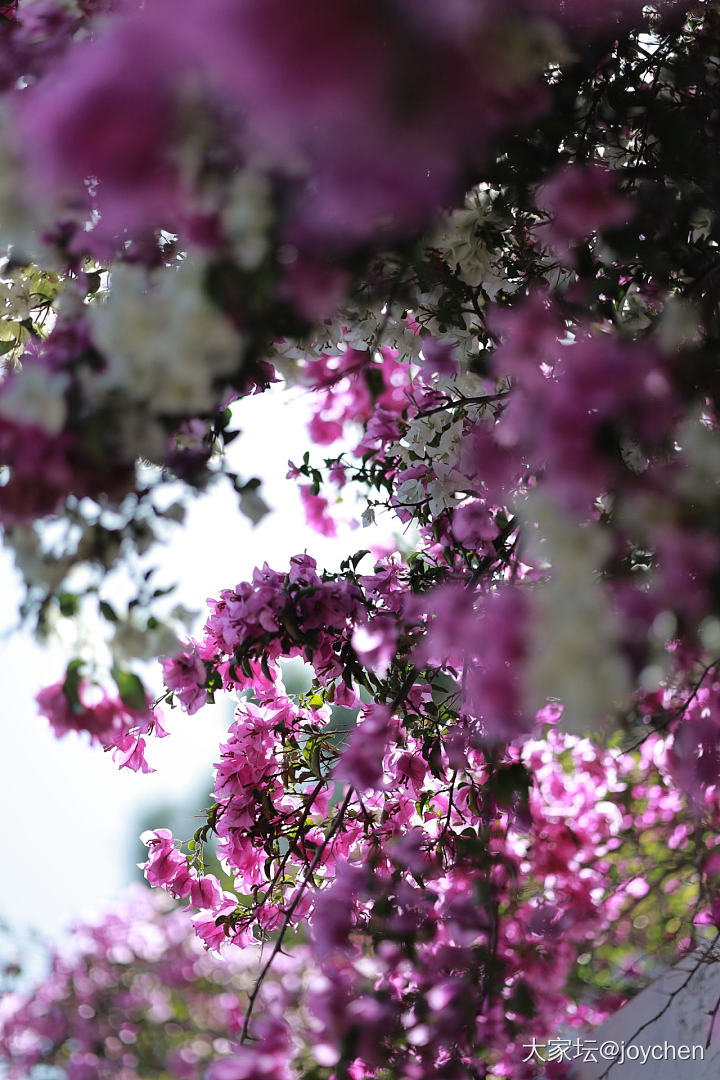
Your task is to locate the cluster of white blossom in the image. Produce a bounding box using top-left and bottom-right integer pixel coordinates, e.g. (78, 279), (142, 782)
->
(222, 168), (274, 272)
(390, 370), (495, 515)
(674, 408), (720, 507)
(272, 292), (423, 383)
(87, 257), (243, 455)
(0, 363), (69, 435)
(431, 185), (524, 299)
(274, 187), (527, 380)
(0, 114), (49, 262)
(522, 491), (631, 735)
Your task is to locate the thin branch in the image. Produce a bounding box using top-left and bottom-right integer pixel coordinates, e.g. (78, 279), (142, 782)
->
(240, 785), (354, 1043)
(622, 656), (720, 754)
(412, 390), (509, 420)
(706, 989), (720, 1050)
(599, 934), (720, 1080)
(240, 666), (419, 1042)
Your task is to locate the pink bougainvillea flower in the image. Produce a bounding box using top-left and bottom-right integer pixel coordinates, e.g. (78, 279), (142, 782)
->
(333, 705), (394, 791)
(535, 162), (633, 263)
(299, 485), (338, 538)
(351, 615), (398, 678)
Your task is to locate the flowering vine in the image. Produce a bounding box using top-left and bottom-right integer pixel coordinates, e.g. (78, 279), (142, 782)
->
(3, 1), (720, 1078)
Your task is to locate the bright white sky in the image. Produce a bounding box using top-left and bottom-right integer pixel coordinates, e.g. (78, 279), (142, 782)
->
(0, 386), (392, 938)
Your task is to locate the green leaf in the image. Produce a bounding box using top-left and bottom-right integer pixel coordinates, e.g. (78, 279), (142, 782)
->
(99, 600), (118, 623)
(111, 666), (147, 711)
(62, 658), (85, 716)
(58, 592), (79, 617)
(261, 652), (273, 682)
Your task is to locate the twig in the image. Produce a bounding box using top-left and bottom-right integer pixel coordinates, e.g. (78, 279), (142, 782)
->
(240, 666), (419, 1042)
(599, 934), (720, 1080)
(240, 785), (354, 1043)
(622, 656), (720, 754)
(706, 989), (720, 1050)
(412, 390), (509, 420)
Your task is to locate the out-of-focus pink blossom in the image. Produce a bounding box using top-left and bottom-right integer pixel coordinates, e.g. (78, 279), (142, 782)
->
(299, 485), (338, 538)
(351, 615), (398, 677)
(161, 645), (207, 715)
(334, 705), (394, 791)
(536, 162), (632, 263)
